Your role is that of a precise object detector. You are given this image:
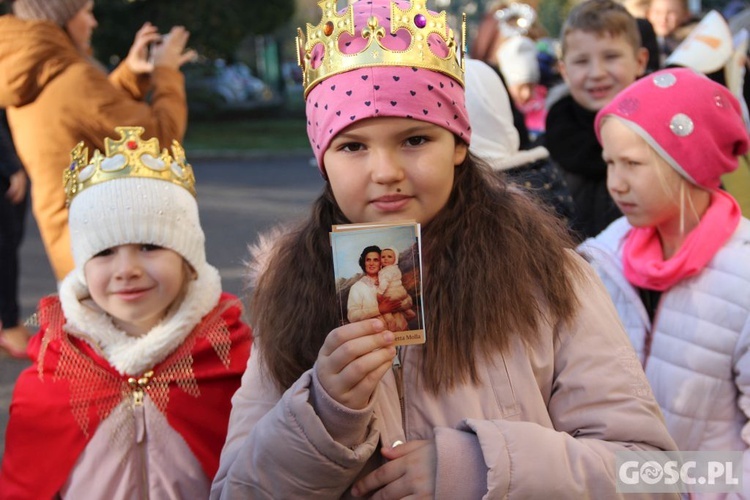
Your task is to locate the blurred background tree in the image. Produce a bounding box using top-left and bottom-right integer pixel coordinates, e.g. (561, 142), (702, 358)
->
(93, 0), (294, 62)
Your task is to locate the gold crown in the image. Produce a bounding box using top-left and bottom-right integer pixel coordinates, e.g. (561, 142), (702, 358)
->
(63, 126), (196, 207)
(297, 0), (466, 97)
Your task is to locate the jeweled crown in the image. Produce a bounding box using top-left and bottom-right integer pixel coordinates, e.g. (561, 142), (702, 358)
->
(297, 0), (466, 97)
(63, 126), (196, 206)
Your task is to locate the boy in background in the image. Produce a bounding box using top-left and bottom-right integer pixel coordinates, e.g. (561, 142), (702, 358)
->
(647, 0), (691, 64)
(544, 0), (648, 239)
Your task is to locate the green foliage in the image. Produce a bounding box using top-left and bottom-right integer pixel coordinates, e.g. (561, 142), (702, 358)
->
(538, 0), (571, 39)
(92, 0), (294, 62)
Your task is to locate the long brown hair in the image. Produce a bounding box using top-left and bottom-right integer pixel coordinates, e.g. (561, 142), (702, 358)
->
(250, 153), (580, 393)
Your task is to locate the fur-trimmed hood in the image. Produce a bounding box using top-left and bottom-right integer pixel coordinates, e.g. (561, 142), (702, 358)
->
(58, 262), (223, 376)
(244, 225), (291, 292)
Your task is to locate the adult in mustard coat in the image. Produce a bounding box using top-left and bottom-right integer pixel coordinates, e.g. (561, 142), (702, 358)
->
(0, 0), (196, 280)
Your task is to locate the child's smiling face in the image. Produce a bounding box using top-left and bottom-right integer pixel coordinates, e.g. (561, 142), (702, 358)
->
(84, 243), (188, 337)
(381, 249), (396, 266)
(560, 31), (647, 112)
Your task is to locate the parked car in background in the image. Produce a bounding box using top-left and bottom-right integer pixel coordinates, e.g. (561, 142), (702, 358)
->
(183, 59), (280, 116)
(281, 61), (304, 110)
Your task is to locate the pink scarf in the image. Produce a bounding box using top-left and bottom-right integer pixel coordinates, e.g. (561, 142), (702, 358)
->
(623, 190), (741, 291)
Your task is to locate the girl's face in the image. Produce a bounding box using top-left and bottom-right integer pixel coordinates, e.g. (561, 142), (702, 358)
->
(381, 249), (396, 266)
(324, 117), (468, 226)
(601, 118), (685, 231)
(84, 244), (188, 337)
(65, 1), (97, 54)
(363, 251), (381, 277)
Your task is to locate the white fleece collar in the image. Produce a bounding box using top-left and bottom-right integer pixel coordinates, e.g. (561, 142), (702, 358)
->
(59, 263), (222, 376)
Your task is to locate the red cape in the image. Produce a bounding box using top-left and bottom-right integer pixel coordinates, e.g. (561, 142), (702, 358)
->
(0, 292), (251, 499)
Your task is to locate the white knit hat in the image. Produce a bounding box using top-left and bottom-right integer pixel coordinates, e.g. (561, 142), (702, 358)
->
(497, 36), (540, 87)
(12, 0), (89, 26)
(69, 178), (206, 272)
(65, 127), (207, 276)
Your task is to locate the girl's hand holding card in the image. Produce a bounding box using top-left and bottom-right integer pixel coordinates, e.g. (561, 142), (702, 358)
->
(315, 318), (396, 410)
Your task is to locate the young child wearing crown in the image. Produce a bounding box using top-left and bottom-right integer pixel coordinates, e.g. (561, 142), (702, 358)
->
(211, 1), (676, 498)
(0, 127), (252, 498)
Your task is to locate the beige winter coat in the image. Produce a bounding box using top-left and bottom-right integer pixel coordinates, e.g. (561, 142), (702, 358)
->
(0, 15), (187, 280)
(211, 238), (678, 498)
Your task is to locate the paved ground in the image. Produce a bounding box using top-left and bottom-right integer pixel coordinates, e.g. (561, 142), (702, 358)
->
(0, 153), (322, 463)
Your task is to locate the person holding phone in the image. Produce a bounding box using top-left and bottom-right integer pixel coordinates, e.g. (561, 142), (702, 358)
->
(0, 0), (197, 282)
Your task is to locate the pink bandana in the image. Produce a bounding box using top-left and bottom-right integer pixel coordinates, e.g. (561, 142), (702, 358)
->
(623, 189), (741, 291)
(304, 0), (471, 174)
(307, 67), (470, 173)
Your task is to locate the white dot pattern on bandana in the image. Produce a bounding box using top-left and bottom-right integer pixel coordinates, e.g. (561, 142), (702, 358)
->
(653, 73), (677, 88)
(669, 113), (694, 136)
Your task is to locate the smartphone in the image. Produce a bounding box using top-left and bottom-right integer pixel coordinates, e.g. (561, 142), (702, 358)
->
(147, 33), (170, 65)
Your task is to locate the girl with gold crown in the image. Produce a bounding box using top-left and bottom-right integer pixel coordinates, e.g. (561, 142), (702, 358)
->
(212, 1), (676, 497)
(0, 128), (252, 498)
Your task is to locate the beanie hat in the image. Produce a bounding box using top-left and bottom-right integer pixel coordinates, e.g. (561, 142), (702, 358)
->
(595, 68), (749, 189)
(12, 0), (89, 26)
(65, 127), (208, 277)
(497, 36), (540, 87)
(303, 0), (471, 175)
(69, 178), (206, 272)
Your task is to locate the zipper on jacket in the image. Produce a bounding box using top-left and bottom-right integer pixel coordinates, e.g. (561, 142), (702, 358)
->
(128, 370), (154, 499)
(128, 370), (154, 409)
(392, 347), (406, 432)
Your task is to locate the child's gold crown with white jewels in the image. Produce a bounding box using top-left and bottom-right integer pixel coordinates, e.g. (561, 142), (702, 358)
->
(63, 126), (196, 206)
(297, 0), (466, 97)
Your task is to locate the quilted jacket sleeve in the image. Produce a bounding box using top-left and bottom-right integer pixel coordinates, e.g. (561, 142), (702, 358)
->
(434, 256), (678, 499)
(733, 314), (750, 496)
